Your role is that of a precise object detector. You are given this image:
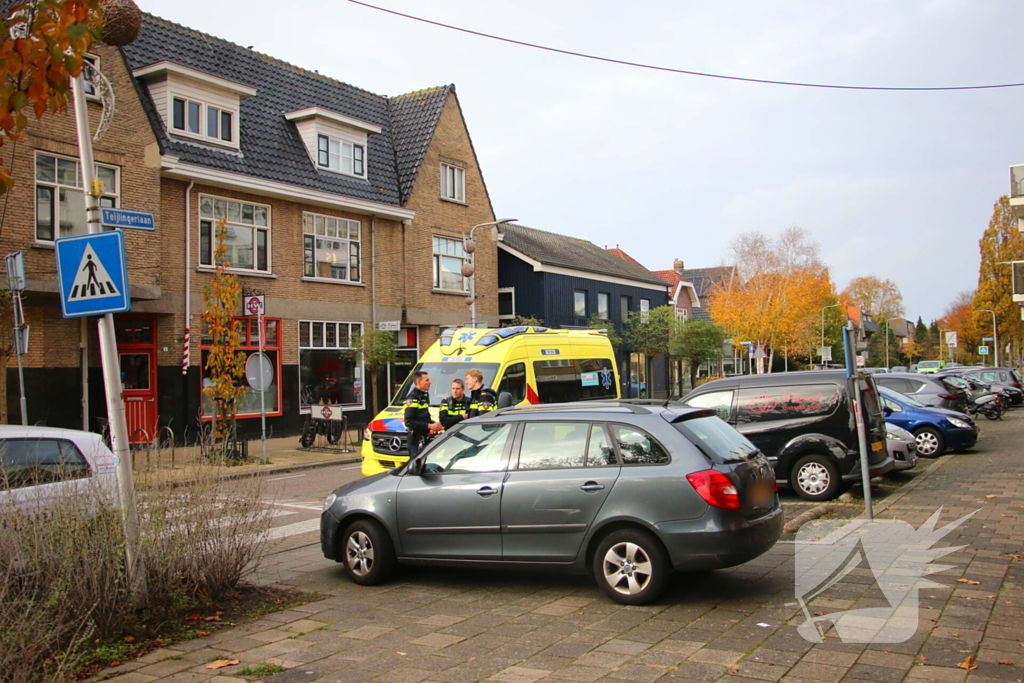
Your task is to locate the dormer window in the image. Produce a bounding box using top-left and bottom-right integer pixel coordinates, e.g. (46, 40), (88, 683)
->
(172, 97), (234, 142)
(317, 134), (364, 176)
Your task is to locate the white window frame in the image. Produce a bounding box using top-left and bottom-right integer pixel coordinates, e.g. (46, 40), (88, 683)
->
(82, 54), (99, 99)
(640, 298), (651, 323)
(432, 235), (470, 293)
(440, 163), (465, 203)
(197, 195), (271, 274)
(34, 152), (119, 243)
(170, 95), (236, 144)
(302, 212), (361, 284)
(498, 287), (516, 322)
(317, 133), (365, 177)
(574, 290), (587, 318)
(597, 292), (610, 320)
(677, 307), (689, 322)
(298, 320), (365, 413)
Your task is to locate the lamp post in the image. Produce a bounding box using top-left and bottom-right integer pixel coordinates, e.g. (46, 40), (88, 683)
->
(886, 318), (903, 370)
(463, 218), (517, 327)
(821, 304), (841, 367)
(973, 309), (998, 366)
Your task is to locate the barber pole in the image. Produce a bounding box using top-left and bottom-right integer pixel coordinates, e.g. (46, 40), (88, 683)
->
(182, 327), (190, 374)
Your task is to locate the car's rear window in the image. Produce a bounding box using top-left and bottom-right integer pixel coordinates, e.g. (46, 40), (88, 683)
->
(673, 416), (759, 463)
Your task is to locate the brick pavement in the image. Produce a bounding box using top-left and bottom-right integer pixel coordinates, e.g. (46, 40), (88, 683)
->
(96, 414), (1024, 683)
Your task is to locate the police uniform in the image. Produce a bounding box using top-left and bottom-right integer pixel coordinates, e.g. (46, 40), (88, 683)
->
(467, 386), (498, 418)
(403, 386), (432, 458)
(439, 394), (470, 430)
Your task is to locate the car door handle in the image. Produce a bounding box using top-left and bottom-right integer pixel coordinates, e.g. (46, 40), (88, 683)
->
(477, 486), (498, 497)
(580, 482), (605, 492)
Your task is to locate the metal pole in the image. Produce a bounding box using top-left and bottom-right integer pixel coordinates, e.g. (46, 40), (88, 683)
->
(72, 74), (144, 599)
(81, 317), (89, 431)
(469, 240), (476, 327)
(843, 323), (873, 521)
(14, 315), (26, 425)
(821, 303), (840, 368)
(259, 309), (267, 463)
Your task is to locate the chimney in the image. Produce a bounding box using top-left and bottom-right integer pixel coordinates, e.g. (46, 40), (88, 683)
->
(673, 258), (684, 274)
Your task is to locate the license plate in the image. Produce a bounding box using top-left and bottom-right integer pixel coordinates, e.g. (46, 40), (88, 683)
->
(752, 480), (774, 505)
(871, 441), (883, 452)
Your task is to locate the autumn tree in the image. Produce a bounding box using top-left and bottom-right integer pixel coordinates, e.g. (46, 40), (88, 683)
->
(201, 220), (246, 453)
(670, 320), (728, 389)
(939, 290), (981, 364)
(709, 227), (834, 373)
(620, 306), (675, 392)
(841, 276), (905, 323)
(974, 195), (1024, 365)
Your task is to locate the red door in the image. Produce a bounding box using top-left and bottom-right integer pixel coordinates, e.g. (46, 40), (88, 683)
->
(116, 316), (158, 444)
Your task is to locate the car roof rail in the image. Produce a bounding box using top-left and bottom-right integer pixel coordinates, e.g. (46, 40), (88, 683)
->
(486, 401), (653, 417)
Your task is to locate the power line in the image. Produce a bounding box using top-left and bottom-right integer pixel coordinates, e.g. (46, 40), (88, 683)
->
(349, 0), (1024, 92)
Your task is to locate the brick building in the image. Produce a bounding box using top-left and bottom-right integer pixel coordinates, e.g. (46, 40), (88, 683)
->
(3, 13), (499, 440)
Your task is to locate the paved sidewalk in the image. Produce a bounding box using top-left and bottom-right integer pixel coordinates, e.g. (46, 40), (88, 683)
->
(99, 415), (1024, 683)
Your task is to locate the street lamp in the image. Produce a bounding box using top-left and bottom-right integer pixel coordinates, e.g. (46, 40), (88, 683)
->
(463, 218), (517, 327)
(820, 304), (841, 367)
(973, 309), (998, 366)
(886, 318), (903, 370)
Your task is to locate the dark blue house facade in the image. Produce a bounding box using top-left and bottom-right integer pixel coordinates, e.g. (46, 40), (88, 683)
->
(496, 225), (670, 398)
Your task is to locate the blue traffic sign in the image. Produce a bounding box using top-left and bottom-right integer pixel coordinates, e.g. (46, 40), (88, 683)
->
(54, 231), (131, 318)
(979, 345), (990, 355)
(101, 207), (155, 231)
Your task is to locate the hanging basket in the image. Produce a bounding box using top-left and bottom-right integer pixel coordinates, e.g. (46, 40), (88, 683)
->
(100, 0), (143, 46)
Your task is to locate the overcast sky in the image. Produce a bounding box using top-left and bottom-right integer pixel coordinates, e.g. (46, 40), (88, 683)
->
(139, 0), (1024, 323)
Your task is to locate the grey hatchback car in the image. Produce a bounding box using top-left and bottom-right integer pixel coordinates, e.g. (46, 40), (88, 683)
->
(321, 403), (782, 605)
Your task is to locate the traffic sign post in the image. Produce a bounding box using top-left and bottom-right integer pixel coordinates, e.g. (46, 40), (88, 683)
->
(55, 231), (131, 317)
(243, 295), (268, 462)
(979, 345), (990, 356)
(6, 251), (28, 425)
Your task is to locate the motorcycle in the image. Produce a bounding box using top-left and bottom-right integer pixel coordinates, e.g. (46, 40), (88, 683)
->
(961, 378), (1007, 420)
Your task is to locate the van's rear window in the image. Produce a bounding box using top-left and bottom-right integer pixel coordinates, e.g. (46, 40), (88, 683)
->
(734, 384), (841, 424)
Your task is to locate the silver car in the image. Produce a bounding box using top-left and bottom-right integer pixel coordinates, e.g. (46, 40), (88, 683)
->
(885, 423), (918, 472)
(321, 403), (783, 605)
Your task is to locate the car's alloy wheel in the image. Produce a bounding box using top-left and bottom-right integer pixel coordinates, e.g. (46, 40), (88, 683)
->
(340, 520), (395, 585)
(791, 454), (841, 501)
(914, 427), (944, 458)
(593, 529), (668, 605)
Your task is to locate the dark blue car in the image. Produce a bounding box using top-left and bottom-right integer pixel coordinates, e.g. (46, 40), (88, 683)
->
(878, 386), (978, 458)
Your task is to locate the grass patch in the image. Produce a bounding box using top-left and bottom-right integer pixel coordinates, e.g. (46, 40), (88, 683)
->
(239, 662), (286, 677)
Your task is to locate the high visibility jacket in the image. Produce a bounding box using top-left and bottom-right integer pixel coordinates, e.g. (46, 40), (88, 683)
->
(403, 387), (432, 437)
(467, 386), (497, 418)
(439, 395), (470, 429)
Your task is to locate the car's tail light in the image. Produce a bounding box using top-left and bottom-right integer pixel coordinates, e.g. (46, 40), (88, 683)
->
(686, 470), (741, 510)
(939, 394), (959, 400)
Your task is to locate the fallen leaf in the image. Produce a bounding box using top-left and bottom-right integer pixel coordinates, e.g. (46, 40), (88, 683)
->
(196, 631), (211, 637)
(203, 616), (221, 622)
(183, 613), (202, 622)
(918, 656), (928, 661)
(885, 506), (899, 510)
(109, 661), (120, 667)
(814, 612), (828, 616)
(952, 633), (960, 638)
(957, 579), (981, 585)
(997, 660), (1014, 665)
(1007, 554), (1024, 560)
(984, 595), (997, 599)
(124, 636), (135, 643)
(1000, 514), (1015, 518)
(206, 660), (239, 670)
(956, 655), (977, 671)
(986, 495), (998, 499)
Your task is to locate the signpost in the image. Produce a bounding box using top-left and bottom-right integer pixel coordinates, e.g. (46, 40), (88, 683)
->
(945, 331), (958, 347)
(5, 251), (27, 425)
(244, 295), (268, 462)
(55, 231), (131, 317)
(979, 345), (990, 356)
(100, 207), (155, 231)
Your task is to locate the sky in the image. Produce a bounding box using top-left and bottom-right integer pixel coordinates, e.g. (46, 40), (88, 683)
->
(138, 0), (1024, 323)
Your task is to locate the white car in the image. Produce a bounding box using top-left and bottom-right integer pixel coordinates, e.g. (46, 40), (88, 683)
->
(885, 423), (919, 472)
(0, 426), (118, 509)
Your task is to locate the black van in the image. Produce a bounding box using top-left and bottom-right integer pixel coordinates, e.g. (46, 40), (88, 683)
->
(682, 371), (894, 501)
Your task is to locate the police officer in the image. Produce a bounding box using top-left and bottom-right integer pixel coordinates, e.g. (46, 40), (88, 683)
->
(404, 370), (441, 459)
(439, 378), (470, 430)
(465, 368), (497, 418)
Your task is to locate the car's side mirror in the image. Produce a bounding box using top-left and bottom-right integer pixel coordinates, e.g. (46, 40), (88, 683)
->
(883, 406), (892, 416)
(497, 391), (513, 408)
(406, 456), (422, 476)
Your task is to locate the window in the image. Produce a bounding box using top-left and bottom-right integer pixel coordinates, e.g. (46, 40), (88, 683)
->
(201, 318), (281, 418)
(172, 97), (234, 142)
(640, 298), (650, 322)
(82, 54), (99, 97)
(432, 236), (469, 292)
(673, 416), (758, 464)
(497, 362), (526, 404)
(533, 358), (616, 403)
(677, 307), (689, 321)
(574, 291), (587, 318)
(440, 163), (465, 202)
(597, 293), (609, 320)
(621, 295), (631, 323)
(685, 390), (734, 421)
(302, 212), (360, 282)
(299, 321), (364, 412)
(422, 423), (512, 474)
(317, 134), (365, 176)
(0, 439), (90, 490)
(734, 384), (841, 425)
(35, 153), (118, 241)
(498, 288), (515, 321)
(613, 425), (669, 465)
(586, 424), (616, 467)
(198, 196), (270, 272)
(517, 422), (589, 469)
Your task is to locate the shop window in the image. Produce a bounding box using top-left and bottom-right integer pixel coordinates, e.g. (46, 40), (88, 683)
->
(201, 317), (281, 418)
(299, 321), (364, 412)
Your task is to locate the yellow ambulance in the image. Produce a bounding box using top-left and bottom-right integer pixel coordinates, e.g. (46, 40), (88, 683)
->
(362, 325), (620, 475)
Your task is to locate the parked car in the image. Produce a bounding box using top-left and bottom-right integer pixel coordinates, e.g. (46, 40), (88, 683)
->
(322, 402), (783, 605)
(891, 366), (908, 373)
(872, 373), (968, 412)
(0, 426), (117, 508)
(909, 364), (919, 373)
(681, 371), (894, 501)
(862, 367), (889, 375)
(628, 374), (647, 398)
(916, 360), (946, 374)
(885, 422), (919, 471)
(877, 386), (978, 458)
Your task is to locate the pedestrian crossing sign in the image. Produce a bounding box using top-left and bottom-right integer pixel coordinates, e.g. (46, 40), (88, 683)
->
(54, 230), (131, 318)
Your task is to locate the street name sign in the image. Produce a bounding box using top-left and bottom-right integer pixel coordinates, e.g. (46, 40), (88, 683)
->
(54, 231), (130, 318)
(101, 208), (155, 231)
